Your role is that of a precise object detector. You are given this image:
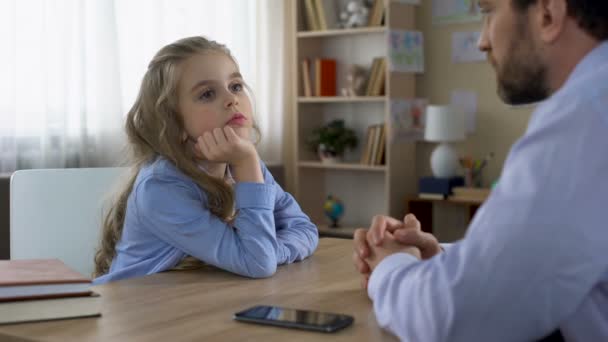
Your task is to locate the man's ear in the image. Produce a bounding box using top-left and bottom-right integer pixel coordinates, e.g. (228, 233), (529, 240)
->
(536, 0), (568, 44)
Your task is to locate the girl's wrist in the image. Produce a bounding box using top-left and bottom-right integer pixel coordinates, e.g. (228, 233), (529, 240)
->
(231, 154), (263, 183)
(232, 149), (259, 168)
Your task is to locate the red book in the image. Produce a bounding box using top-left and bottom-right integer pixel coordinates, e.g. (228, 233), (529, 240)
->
(0, 259), (92, 302)
(315, 58), (337, 96)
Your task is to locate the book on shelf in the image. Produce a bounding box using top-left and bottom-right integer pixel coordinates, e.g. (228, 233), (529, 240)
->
(0, 293), (101, 325)
(371, 58), (386, 96)
(313, 0), (327, 30)
(365, 57), (386, 96)
(365, 58), (380, 96)
(302, 0), (338, 31)
(313, 0), (339, 30)
(360, 126), (373, 164)
(368, 0), (386, 27)
(0, 259), (92, 302)
(301, 58), (313, 97)
(368, 125), (379, 165)
(303, 0), (320, 31)
(360, 124), (386, 166)
(375, 124), (386, 165)
(315, 58), (337, 96)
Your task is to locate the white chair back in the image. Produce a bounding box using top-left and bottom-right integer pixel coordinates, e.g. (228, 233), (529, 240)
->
(10, 167), (128, 277)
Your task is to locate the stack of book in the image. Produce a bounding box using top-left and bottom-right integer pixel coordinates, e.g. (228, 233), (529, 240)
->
(303, 0), (338, 31)
(360, 124), (386, 166)
(301, 58), (337, 97)
(450, 187), (491, 203)
(0, 259), (101, 325)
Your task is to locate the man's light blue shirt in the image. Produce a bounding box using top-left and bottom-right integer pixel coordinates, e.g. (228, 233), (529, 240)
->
(369, 41), (608, 341)
(94, 159), (318, 284)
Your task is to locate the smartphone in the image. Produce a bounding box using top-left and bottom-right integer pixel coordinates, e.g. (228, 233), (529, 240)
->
(233, 305), (354, 333)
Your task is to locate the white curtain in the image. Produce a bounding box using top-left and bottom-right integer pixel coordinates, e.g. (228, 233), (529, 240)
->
(0, 0), (285, 173)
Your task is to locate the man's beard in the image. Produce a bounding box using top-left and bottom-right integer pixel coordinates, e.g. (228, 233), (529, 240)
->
(493, 22), (551, 105)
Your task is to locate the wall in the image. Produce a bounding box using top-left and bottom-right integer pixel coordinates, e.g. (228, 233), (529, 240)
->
(414, 1), (533, 187)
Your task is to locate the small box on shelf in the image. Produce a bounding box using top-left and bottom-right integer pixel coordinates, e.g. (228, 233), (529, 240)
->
(418, 176), (465, 197)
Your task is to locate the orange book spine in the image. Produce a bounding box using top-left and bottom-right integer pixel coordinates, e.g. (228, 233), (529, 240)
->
(319, 59), (337, 96)
(314, 58), (321, 97)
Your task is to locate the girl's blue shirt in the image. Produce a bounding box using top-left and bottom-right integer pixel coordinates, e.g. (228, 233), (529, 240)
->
(94, 156), (318, 284)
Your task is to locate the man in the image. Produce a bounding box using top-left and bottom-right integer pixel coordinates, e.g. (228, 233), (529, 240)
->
(353, 0), (608, 341)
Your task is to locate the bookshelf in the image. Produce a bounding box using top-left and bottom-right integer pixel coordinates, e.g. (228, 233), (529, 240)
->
(291, 0), (418, 232)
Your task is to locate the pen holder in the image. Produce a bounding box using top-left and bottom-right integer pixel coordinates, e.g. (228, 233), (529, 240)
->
(464, 167), (483, 187)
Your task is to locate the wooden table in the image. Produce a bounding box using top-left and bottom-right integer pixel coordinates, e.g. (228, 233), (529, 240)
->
(0, 239), (397, 342)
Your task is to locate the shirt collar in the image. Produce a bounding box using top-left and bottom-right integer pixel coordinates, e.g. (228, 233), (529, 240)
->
(563, 40), (608, 89)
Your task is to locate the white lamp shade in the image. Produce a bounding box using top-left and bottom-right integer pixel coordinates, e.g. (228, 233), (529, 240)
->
(424, 105), (466, 142)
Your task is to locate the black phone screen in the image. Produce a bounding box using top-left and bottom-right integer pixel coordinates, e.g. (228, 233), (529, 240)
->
(234, 305), (354, 333)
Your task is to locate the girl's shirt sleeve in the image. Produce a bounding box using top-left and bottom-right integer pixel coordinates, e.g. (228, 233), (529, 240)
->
(261, 165), (319, 265)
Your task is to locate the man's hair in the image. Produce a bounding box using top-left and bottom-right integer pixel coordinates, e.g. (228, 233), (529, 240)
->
(512, 0), (608, 40)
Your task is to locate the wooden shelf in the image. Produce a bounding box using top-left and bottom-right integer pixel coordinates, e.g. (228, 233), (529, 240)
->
(299, 161), (386, 172)
(298, 96), (386, 103)
(297, 26), (386, 38)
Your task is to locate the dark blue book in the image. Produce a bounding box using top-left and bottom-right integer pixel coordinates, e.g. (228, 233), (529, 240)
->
(419, 177), (465, 195)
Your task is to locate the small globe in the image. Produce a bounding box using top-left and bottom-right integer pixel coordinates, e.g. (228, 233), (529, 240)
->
(323, 195), (344, 228)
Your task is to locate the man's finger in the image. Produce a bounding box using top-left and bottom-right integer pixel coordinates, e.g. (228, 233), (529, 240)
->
(360, 275), (369, 290)
(353, 228), (370, 258)
(394, 229), (428, 248)
(368, 215), (404, 246)
(352, 250), (370, 274)
(403, 213), (421, 231)
(394, 229), (440, 258)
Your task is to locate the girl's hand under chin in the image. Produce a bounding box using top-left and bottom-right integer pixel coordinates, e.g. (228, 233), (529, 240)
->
(194, 126), (263, 183)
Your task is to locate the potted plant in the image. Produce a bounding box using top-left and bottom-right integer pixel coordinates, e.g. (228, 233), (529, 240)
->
(307, 120), (358, 164)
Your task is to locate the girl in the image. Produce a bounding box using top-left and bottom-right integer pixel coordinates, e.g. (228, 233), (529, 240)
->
(93, 36), (318, 284)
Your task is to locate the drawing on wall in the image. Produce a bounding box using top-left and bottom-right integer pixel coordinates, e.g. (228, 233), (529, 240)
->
(452, 31), (486, 63)
(451, 90), (478, 134)
(387, 30), (424, 73)
(432, 0), (482, 25)
(389, 99), (428, 143)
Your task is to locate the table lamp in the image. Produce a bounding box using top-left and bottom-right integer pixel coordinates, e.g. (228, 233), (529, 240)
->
(424, 105), (465, 178)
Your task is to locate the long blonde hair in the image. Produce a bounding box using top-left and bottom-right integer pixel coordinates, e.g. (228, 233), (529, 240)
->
(93, 36), (256, 277)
